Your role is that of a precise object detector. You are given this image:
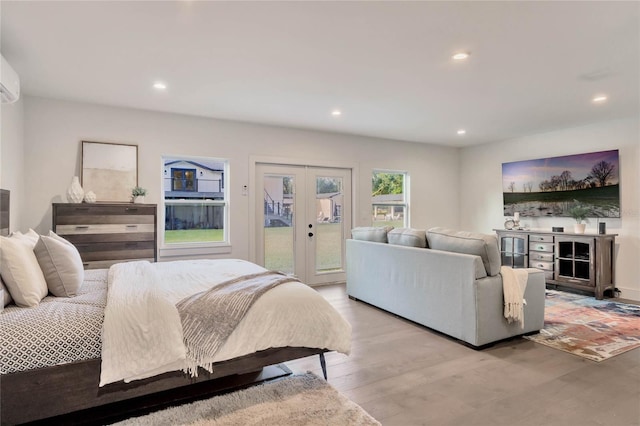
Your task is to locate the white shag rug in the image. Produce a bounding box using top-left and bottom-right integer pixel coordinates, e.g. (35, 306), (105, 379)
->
(113, 372), (380, 426)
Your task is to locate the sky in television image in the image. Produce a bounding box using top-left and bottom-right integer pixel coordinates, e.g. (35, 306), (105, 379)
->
(502, 149), (620, 218)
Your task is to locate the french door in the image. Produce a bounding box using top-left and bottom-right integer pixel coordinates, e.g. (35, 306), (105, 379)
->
(255, 163), (351, 285)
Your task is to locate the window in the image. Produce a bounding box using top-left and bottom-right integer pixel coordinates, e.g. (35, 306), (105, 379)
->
(163, 156), (228, 246)
(371, 170), (408, 228)
(171, 168), (196, 191)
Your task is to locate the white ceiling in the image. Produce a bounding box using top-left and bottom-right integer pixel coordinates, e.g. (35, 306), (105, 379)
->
(1, 1), (638, 147)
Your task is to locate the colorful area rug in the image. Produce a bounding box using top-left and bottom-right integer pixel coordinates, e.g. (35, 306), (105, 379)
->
(525, 290), (640, 362)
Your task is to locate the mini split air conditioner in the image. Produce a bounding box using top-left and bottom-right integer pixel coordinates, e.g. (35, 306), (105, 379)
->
(0, 54), (20, 104)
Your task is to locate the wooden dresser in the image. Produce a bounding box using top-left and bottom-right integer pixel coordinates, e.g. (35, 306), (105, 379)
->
(53, 203), (157, 269)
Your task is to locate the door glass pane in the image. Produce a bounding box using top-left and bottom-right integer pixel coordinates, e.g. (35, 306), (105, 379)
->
(263, 175), (294, 274)
(315, 176), (343, 273)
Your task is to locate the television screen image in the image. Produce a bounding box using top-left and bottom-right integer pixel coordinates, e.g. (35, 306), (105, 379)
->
(502, 149), (620, 218)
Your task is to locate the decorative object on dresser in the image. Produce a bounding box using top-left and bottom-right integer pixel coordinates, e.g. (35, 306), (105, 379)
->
(66, 176), (84, 203)
(52, 202), (157, 269)
(495, 229), (616, 300)
(567, 202), (591, 234)
(131, 186), (147, 203)
(83, 190), (97, 203)
(82, 141), (138, 202)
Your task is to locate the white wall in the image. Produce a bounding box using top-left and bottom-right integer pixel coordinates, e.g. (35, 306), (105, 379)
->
(0, 97), (24, 232)
(460, 117), (640, 300)
(21, 96), (460, 261)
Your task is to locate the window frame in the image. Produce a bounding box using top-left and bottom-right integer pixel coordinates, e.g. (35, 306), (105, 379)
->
(160, 155), (230, 256)
(371, 169), (409, 228)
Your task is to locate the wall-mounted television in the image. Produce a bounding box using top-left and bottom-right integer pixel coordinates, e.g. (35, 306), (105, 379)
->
(502, 149), (620, 218)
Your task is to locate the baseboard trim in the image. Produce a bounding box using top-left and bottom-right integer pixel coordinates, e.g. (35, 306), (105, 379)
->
(616, 286), (640, 302)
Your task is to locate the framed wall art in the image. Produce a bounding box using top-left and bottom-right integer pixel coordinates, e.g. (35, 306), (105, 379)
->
(502, 149), (620, 218)
(82, 141), (138, 202)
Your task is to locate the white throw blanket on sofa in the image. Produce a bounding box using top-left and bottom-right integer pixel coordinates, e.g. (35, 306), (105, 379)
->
(500, 266), (528, 329)
(100, 259), (352, 387)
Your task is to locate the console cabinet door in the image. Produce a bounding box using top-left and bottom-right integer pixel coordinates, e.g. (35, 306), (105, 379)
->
(555, 236), (595, 287)
(498, 233), (527, 268)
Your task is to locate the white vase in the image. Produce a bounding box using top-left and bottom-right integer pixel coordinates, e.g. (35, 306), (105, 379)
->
(66, 176), (84, 203)
(133, 195), (145, 204)
(573, 223), (586, 234)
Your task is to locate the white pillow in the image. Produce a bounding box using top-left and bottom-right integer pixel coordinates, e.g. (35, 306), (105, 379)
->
(34, 235), (84, 297)
(48, 230), (73, 246)
(11, 228), (40, 249)
(1, 276), (13, 307)
(0, 236), (49, 307)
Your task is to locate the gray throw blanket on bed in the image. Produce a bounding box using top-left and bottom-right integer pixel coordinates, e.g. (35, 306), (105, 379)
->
(176, 270), (300, 376)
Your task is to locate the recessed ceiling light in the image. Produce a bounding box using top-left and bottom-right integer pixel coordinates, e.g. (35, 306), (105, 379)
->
(592, 95), (608, 103)
(153, 82), (167, 90)
(457, 129), (466, 135)
(452, 52), (470, 61)
(331, 110), (342, 116)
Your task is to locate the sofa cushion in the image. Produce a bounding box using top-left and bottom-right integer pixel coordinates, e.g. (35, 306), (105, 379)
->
(388, 228), (427, 248)
(351, 226), (393, 243)
(426, 227), (501, 276)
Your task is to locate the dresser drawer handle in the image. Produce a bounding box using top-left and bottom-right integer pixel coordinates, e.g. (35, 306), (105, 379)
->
(75, 225), (90, 230)
(74, 207), (89, 211)
(126, 225), (138, 228)
(125, 208), (138, 212)
(125, 242), (139, 248)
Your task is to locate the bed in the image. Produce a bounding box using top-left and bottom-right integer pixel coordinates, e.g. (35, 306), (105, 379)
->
(0, 197), (351, 424)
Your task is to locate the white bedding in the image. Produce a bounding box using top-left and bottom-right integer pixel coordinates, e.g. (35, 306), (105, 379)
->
(100, 259), (351, 386)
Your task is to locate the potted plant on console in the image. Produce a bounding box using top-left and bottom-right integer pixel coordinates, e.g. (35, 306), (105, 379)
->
(132, 186), (147, 204)
(568, 202), (591, 234)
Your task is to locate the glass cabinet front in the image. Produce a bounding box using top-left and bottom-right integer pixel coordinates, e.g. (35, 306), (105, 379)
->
(556, 237), (594, 285)
(500, 235), (527, 268)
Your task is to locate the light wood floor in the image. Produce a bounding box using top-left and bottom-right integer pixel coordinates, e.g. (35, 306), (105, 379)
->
(286, 284), (640, 426)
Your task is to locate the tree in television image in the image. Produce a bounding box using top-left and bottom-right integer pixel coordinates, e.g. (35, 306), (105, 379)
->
(502, 150), (620, 218)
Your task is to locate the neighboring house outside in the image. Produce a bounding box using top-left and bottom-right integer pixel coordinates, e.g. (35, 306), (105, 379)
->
(316, 192), (342, 223)
(372, 194), (404, 222)
(263, 177), (343, 227)
(164, 160), (225, 231)
(263, 176), (293, 227)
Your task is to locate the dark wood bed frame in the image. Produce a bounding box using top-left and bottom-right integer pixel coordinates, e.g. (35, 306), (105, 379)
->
(1, 346), (327, 425)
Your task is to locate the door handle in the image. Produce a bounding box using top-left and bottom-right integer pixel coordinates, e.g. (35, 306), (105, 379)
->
(308, 232), (314, 237)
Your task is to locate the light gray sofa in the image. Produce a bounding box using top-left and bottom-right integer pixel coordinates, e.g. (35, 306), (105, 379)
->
(346, 227), (545, 347)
